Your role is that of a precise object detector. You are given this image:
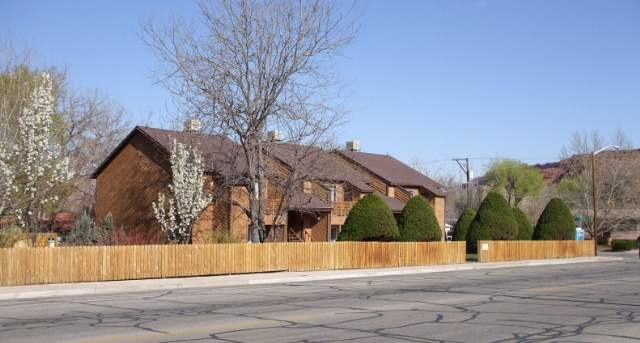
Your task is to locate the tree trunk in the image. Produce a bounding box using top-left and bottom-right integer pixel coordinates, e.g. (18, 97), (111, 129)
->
(256, 138), (267, 242)
(246, 134), (266, 243)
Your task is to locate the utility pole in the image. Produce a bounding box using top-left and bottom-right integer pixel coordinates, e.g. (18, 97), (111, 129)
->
(453, 158), (471, 209)
(591, 152), (597, 256)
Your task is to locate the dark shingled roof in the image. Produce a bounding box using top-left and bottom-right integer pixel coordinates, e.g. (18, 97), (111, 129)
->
(138, 126), (246, 177)
(93, 127), (444, 208)
(379, 194), (406, 213)
(268, 143), (374, 192)
(288, 192), (332, 211)
(337, 150), (445, 196)
(92, 126), (246, 179)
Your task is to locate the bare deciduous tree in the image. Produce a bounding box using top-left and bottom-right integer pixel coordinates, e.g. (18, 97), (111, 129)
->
(409, 158), (485, 225)
(59, 90), (128, 212)
(558, 130), (640, 239)
(144, 0), (354, 242)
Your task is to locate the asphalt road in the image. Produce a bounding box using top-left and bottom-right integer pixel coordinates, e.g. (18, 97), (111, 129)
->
(0, 253), (638, 343)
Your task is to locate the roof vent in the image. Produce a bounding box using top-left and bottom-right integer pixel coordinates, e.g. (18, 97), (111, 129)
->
(183, 118), (202, 132)
(267, 130), (284, 142)
(346, 140), (361, 152)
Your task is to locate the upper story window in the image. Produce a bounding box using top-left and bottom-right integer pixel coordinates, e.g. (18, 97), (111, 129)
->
(330, 184), (337, 202)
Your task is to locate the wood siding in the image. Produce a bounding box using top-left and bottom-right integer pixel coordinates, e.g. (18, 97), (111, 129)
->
(306, 213), (330, 242)
(0, 242), (466, 286)
(394, 186), (412, 203)
(331, 201), (356, 225)
(230, 186), (251, 241)
(95, 133), (169, 244)
(310, 182), (330, 201)
(191, 201), (229, 243)
(433, 196), (446, 240)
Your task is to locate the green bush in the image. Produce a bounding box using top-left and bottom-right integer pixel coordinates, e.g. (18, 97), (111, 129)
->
(338, 194), (400, 241)
(466, 192), (518, 252)
(398, 196), (441, 241)
(513, 207), (533, 240)
(0, 226), (30, 248)
(67, 211), (96, 245)
(452, 208), (475, 241)
(533, 198), (575, 240)
(611, 239), (636, 252)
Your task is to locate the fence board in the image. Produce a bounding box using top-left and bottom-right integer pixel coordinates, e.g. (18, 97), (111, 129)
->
(478, 240), (594, 262)
(0, 242), (465, 286)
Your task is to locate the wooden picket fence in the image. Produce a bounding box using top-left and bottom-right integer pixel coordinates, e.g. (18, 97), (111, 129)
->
(477, 240), (594, 262)
(0, 241), (466, 286)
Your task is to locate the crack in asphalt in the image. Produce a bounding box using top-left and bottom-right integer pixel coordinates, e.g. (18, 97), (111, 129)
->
(0, 256), (638, 342)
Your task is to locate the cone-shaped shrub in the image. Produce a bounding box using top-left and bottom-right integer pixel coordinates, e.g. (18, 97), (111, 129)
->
(453, 208), (476, 241)
(533, 198), (575, 240)
(467, 192), (518, 252)
(513, 207), (533, 240)
(398, 196), (441, 241)
(338, 194), (400, 241)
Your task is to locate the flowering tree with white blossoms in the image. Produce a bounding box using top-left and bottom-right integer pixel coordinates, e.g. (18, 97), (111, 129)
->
(153, 140), (210, 244)
(0, 73), (73, 230)
(0, 145), (15, 217)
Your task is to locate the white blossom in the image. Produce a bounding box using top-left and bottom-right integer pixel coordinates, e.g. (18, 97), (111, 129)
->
(0, 73), (74, 230)
(0, 144), (15, 216)
(152, 140), (210, 244)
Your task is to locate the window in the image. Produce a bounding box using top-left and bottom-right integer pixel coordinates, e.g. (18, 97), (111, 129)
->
(344, 188), (354, 202)
(331, 225), (340, 242)
(330, 185), (337, 202)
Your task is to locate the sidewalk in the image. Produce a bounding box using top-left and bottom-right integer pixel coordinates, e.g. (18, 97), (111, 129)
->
(0, 256), (621, 301)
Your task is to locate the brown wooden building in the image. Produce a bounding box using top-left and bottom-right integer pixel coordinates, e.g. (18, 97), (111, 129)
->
(92, 126), (447, 243)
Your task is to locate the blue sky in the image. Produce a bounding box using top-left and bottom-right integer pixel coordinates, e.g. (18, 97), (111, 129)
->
(2, 0), (639, 177)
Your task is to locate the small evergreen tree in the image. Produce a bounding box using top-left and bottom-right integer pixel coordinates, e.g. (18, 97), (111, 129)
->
(398, 196), (441, 241)
(67, 211), (96, 245)
(95, 213), (116, 245)
(533, 198), (575, 240)
(513, 207), (533, 240)
(338, 194), (400, 241)
(452, 208), (476, 241)
(467, 192), (518, 252)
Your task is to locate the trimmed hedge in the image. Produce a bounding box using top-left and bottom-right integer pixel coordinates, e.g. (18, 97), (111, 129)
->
(611, 239), (636, 251)
(467, 192), (518, 252)
(533, 198), (575, 240)
(452, 208), (476, 241)
(513, 207), (533, 240)
(398, 195), (441, 242)
(338, 194), (400, 241)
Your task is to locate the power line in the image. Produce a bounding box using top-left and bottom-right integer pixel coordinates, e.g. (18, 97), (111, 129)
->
(420, 156), (558, 164)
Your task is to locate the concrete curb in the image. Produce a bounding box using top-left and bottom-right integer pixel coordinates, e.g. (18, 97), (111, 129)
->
(0, 256), (621, 301)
